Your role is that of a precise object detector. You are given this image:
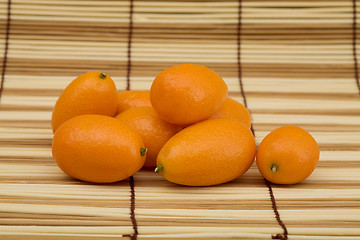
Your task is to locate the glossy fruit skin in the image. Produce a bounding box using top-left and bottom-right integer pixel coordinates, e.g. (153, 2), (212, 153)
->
(156, 119), (256, 186)
(116, 90), (151, 115)
(51, 71), (117, 133)
(256, 126), (319, 184)
(52, 114), (146, 183)
(209, 97), (251, 128)
(116, 107), (180, 168)
(150, 64), (228, 125)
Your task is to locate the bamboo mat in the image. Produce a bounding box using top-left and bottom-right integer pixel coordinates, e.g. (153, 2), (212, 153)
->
(1, 0), (360, 239)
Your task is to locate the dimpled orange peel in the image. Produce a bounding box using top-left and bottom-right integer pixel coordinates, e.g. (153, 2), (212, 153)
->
(52, 114), (147, 183)
(256, 125), (320, 184)
(51, 71), (117, 133)
(150, 63), (228, 125)
(155, 118), (256, 186)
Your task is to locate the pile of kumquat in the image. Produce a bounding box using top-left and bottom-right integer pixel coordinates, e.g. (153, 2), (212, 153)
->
(51, 64), (319, 186)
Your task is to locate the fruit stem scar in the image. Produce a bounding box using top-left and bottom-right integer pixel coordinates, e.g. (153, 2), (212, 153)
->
(155, 164), (163, 173)
(99, 73), (107, 79)
(271, 164), (278, 173)
(140, 148), (147, 156)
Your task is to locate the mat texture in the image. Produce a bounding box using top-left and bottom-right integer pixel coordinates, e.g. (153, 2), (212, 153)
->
(0, 0), (360, 239)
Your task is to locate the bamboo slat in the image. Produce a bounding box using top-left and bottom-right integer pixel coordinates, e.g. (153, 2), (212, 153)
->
(1, 0), (360, 239)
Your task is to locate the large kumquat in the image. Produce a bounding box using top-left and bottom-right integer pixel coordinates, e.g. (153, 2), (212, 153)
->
(52, 114), (146, 183)
(150, 64), (228, 125)
(256, 126), (319, 184)
(51, 71), (117, 133)
(155, 119), (256, 186)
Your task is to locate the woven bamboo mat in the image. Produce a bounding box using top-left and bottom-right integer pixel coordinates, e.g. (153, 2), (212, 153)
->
(1, 0), (360, 239)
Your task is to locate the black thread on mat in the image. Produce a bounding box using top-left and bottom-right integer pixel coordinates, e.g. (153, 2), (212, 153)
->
(265, 180), (288, 240)
(129, 176), (138, 240)
(236, 0), (255, 136)
(352, 0), (360, 93)
(123, 176), (138, 240)
(0, 0), (11, 102)
(125, 1), (138, 239)
(237, 1), (288, 239)
(126, 0), (134, 91)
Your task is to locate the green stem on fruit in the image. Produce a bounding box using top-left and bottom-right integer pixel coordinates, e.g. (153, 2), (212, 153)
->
(271, 164), (278, 173)
(155, 164), (163, 173)
(140, 148), (147, 156)
(99, 72), (107, 79)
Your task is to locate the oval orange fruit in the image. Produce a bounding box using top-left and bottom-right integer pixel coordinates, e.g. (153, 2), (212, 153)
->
(256, 126), (319, 184)
(116, 90), (151, 115)
(115, 106), (180, 168)
(209, 97), (251, 128)
(52, 114), (146, 183)
(150, 64), (228, 125)
(51, 71), (117, 133)
(155, 118), (256, 186)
